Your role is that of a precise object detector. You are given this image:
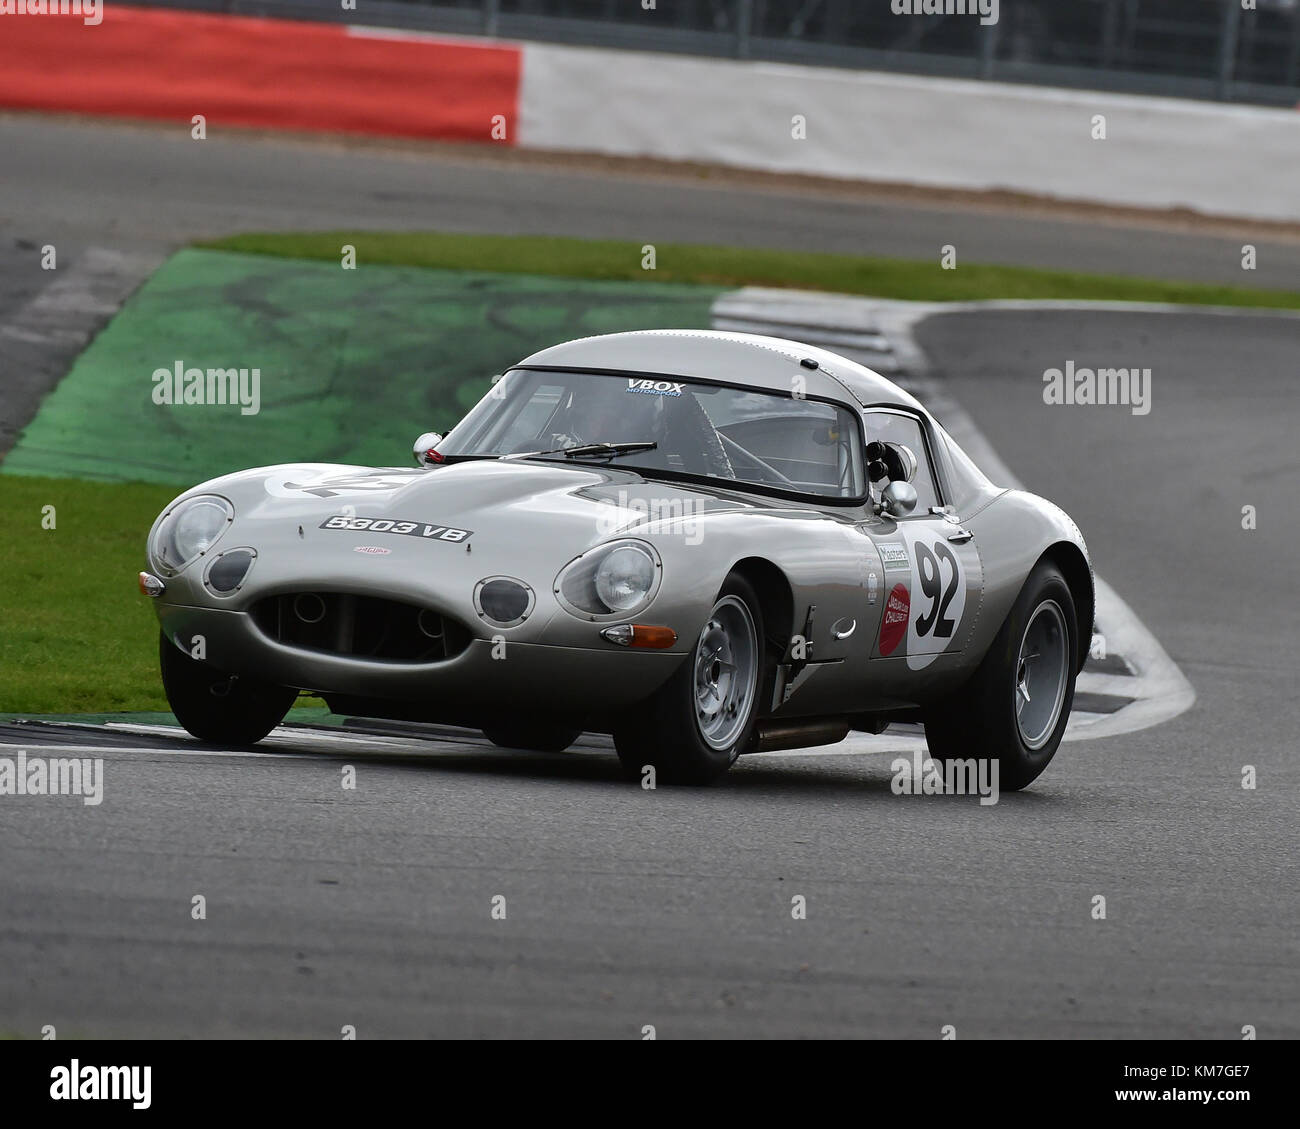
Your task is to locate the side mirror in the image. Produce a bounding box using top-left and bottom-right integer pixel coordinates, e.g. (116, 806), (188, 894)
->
(413, 432), (444, 466)
(879, 480), (918, 519)
(891, 443), (918, 484)
(866, 441), (918, 485)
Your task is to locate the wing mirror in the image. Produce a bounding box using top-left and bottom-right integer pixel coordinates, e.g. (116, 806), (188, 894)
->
(867, 441), (918, 484)
(891, 443), (918, 483)
(413, 432), (444, 466)
(878, 481), (918, 519)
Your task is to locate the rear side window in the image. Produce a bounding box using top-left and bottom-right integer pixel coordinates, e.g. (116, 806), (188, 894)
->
(863, 411), (940, 512)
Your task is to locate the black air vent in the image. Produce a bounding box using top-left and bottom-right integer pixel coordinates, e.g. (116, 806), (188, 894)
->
(251, 593), (471, 662)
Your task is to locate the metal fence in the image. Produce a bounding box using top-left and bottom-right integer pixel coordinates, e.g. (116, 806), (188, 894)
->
(135, 1), (1300, 105)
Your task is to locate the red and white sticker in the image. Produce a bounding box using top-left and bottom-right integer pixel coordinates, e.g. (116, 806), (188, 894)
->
(878, 584), (910, 656)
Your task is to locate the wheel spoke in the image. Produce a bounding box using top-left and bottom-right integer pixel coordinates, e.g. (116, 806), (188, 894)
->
(1013, 600), (1071, 750)
(692, 595), (758, 751)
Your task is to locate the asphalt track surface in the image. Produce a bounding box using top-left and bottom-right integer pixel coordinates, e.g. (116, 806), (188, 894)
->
(4, 114), (1300, 293)
(1, 116), (1297, 1039)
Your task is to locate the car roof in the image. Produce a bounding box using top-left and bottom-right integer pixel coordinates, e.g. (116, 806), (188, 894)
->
(515, 330), (926, 413)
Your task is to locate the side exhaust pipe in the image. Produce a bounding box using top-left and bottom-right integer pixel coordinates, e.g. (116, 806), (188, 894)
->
(752, 718), (850, 754)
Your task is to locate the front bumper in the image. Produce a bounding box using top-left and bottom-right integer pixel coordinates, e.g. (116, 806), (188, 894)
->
(155, 603), (681, 711)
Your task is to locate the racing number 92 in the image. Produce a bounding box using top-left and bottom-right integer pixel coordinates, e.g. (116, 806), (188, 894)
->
(915, 541), (959, 638)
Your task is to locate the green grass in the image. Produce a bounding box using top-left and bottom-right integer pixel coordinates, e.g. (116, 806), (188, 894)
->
(0, 476), (340, 715)
(2, 249), (723, 485)
(0, 251), (723, 711)
(10, 228), (1296, 714)
(203, 230), (1300, 310)
(0, 477), (180, 712)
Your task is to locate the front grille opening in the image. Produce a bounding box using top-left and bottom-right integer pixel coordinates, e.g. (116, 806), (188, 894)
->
(251, 593), (472, 662)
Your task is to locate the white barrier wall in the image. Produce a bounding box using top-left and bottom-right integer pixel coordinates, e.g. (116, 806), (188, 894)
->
(519, 42), (1300, 223)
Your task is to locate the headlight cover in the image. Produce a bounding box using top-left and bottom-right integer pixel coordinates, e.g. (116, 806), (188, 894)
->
(555, 540), (662, 620)
(153, 495), (234, 576)
(473, 576), (535, 628)
(204, 547), (256, 596)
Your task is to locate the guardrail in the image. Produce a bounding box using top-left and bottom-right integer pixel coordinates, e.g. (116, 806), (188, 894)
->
(8, 4), (1296, 221)
(126, 0), (1300, 106)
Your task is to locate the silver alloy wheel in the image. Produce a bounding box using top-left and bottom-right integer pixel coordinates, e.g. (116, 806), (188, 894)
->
(693, 595), (759, 752)
(1014, 599), (1070, 750)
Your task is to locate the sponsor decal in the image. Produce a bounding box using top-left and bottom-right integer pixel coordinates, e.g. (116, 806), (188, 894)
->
(626, 378), (685, 397)
(878, 584), (909, 656)
(320, 516), (471, 543)
(878, 542), (909, 571)
(353, 545), (391, 555)
(867, 569), (879, 605)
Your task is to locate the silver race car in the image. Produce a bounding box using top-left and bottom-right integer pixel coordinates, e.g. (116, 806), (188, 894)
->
(140, 331), (1093, 788)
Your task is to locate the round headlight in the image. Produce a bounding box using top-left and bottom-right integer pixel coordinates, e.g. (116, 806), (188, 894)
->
(556, 539), (662, 619)
(154, 495), (233, 574)
(594, 545), (656, 612)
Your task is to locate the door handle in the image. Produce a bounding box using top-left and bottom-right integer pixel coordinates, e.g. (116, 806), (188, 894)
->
(947, 528), (973, 543)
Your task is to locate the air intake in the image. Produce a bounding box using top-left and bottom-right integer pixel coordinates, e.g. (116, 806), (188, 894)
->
(251, 593), (471, 662)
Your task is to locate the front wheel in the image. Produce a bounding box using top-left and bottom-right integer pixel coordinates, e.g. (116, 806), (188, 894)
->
(159, 632), (297, 745)
(613, 574), (765, 785)
(923, 561), (1079, 791)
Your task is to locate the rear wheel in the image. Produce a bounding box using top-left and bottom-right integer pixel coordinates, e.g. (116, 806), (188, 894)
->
(613, 574), (765, 785)
(159, 632), (297, 745)
(923, 562), (1078, 791)
(482, 722), (582, 752)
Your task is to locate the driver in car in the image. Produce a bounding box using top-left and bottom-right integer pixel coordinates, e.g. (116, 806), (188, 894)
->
(532, 380), (735, 480)
(545, 383), (661, 451)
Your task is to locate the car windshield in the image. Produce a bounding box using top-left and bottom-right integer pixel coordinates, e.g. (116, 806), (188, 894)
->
(437, 369), (866, 500)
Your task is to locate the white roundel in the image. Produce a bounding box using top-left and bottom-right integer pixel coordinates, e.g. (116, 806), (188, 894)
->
(900, 527), (968, 671)
(263, 470), (420, 500)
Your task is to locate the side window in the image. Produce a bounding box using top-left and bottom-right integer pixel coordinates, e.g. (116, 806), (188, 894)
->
(863, 412), (940, 512)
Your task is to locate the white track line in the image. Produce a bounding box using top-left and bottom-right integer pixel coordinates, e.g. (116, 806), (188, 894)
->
(0, 740), (313, 760)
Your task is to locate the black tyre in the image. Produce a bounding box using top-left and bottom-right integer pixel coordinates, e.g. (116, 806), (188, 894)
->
(159, 632), (297, 745)
(481, 722), (582, 752)
(923, 561), (1079, 791)
(613, 573), (765, 785)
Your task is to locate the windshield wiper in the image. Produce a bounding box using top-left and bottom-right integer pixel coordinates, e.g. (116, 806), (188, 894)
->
(562, 441), (657, 461)
(503, 441), (658, 463)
